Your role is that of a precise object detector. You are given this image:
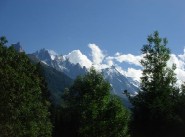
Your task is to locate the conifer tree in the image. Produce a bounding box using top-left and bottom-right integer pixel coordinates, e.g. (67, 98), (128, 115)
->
(130, 31), (180, 137)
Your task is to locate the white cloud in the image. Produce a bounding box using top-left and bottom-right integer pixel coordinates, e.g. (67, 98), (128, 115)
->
(88, 44), (105, 65)
(87, 45), (143, 81)
(167, 53), (185, 84)
(64, 44), (185, 85)
(175, 69), (185, 84)
(114, 54), (142, 67)
(93, 64), (109, 71)
(111, 48), (185, 84)
(168, 54), (185, 69)
(125, 68), (142, 81)
(115, 66), (142, 82)
(64, 50), (92, 68)
(105, 56), (114, 67)
(106, 59), (114, 66)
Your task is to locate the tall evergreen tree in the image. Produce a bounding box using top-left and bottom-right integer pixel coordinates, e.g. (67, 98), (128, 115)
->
(62, 68), (130, 137)
(0, 37), (52, 137)
(130, 31), (181, 137)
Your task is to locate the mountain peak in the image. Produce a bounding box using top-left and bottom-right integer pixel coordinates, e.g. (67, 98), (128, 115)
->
(12, 42), (24, 52)
(34, 48), (59, 61)
(47, 50), (58, 60)
(103, 65), (121, 76)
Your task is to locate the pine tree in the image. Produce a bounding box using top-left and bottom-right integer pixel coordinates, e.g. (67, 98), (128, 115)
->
(0, 37), (52, 137)
(62, 68), (130, 137)
(130, 31), (180, 137)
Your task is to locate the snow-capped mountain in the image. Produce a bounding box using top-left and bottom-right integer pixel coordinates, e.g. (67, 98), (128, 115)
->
(102, 66), (139, 96)
(32, 48), (139, 99)
(33, 49), (87, 79)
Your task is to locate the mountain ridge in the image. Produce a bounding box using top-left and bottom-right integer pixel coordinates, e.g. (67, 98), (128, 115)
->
(13, 44), (139, 106)
(32, 48), (139, 98)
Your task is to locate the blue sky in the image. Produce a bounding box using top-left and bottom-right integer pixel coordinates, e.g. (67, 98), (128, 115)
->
(0, 0), (185, 55)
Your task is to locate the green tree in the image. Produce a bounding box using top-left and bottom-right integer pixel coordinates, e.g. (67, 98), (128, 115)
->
(174, 84), (185, 136)
(62, 68), (130, 137)
(130, 31), (181, 137)
(0, 37), (52, 137)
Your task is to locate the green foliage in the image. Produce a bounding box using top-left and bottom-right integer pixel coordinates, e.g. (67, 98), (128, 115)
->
(130, 31), (182, 137)
(28, 54), (73, 106)
(0, 37), (52, 137)
(61, 68), (130, 137)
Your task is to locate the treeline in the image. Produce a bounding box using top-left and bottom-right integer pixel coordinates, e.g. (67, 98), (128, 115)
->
(1, 31), (185, 137)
